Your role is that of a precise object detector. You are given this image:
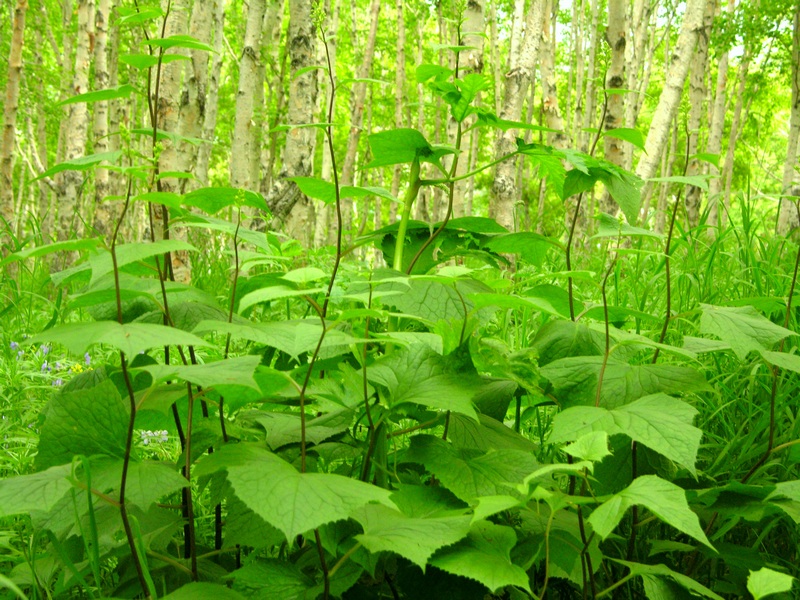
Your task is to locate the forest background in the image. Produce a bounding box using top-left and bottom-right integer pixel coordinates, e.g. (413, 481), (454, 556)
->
(2, 0), (800, 599)
(1, 0), (798, 248)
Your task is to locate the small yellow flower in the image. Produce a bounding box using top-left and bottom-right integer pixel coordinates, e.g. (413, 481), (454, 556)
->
(71, 364), (84, 373)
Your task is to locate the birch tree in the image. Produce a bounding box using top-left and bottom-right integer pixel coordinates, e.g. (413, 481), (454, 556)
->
(600, 0), (627, 214)
(1, 0), (28, 241)
(489, 1), (545, 231)
(778, 2), (800, 235)
(266, 0), (319, 242)
(92, 0), (113, 237)
(635, 0), (705, 186)
(230, 0), (267, 192)
(56, 0), (94, 245)
(341, 0), (381, 233)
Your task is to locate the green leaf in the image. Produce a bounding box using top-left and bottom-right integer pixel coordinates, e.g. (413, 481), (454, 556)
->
(33, 150), (122, 181)
(281, 267), (328, 284)
(599, 165), (643, 225)
(550, 394), (702, 475)
(36, 380), (129, 469)
(120, 53), (191, 69)
(700, 304), (795, 360)
(161, 583), (246, 600)
(593, 212), (662, 239)
(85, 458), (188, 511)
(137, 356), (262, 392)
(429, 521), (532, 594)
(193, 443), (392, 540)
(89, 239), (197, 285)
(760, 350), (800, 374)
(691, 153), (720, 168)
(366, 128), (446, 168)
(564, 431), (612, 462)
(1, 238), (103, 266)
(193, 319), (360, 359)
(603, 128), (645, 152)
(0, 464), (74, 518)
(28, 321), (211, 357)
(353, 503), (472, 568)
(540, 357), (711, 409)
(405, 435), (538, 502)
(613, 560), (724, 600)
(379, 278), (484, 324)
(144, 34), (215, 52)
(369, 345), (480, 420)
(238, 285), (326, 312)
(229, 560), (314, 599)
(182, 187), (267, 214)
(254, 410), (353, 450)
(589, 476), (713, 549)
(482, 232), (555, 266)
(57, 84), (136, 106)
(748, 567), (796, 599)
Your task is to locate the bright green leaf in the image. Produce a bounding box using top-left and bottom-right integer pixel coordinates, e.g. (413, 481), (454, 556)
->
(589, 476), (713, 549)
(748, 568), (796, 599)
(193, 443), (392, 540)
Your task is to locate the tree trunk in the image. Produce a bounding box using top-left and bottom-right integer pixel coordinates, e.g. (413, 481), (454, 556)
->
(635, 0), (704, 188)
(230, 0), (266, 191)
(778, 3), (800, 235)
(451, 0), (485, 219)
(489, 1), (545, 232)
(179, 0), (213, 191)
(341, 0), (381, 234)
(1, 0), (28, 243)
(710, 51), (750, 229)
(684, 0), (714, 228)
(266, 0), (319, 244)
(541, 0), (568, 149)
(196, 0), (224, 186)
(92, 0), (114, 237)
(599, 0), (627, 214)
(56, 0), (95, 246)
(580, 0), (600, 152)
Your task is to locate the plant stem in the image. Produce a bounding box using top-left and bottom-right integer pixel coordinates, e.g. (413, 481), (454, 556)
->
(393, 158), (421, 272)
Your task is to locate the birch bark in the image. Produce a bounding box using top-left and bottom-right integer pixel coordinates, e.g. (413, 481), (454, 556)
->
(341, 0), (381, 233)
(1, 0), (28, 241)
(56, 0), (95, 245)
(266, 0), (319, 243)
(489, 1), (545, 231)
(230, 0), (267, 191)
(778, 3), (800, 235)
(684, 0), (714, 228)
(92, 0), (113, 236)
(635, 0), (705, 185)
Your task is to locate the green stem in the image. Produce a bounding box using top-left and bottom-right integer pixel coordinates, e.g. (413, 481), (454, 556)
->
(393, 158), (422, 272)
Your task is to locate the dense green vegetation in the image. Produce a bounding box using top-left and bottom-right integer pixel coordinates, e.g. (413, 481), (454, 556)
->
(2, 2), (800, 600)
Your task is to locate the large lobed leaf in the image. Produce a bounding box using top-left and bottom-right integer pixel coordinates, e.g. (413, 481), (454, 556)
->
(194, 443), (392, 541)
(550, 394), (702, 475)
(589, 475), (713, 549)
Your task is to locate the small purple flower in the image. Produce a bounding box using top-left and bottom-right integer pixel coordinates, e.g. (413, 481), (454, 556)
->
(41, 361), (49, 372)
(10, 341), (19, 351)
(84, 353), (91, 367)
(40, 345), (50, 356)
(16, 350), (23, 361)
(52, 378), (64, 387)
(55, 361), (62, 370)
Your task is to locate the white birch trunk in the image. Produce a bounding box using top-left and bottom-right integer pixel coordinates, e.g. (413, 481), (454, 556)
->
(710, 52), (749, 229)
(56, 0), (95, 245)
(1, 0), (28, 242)
(778, 3), (800, 235)
(266, 0), (319, 243)
(196, 0), (225, 186)
(684, 0), (714, 228)
(635, 0), (705, 186)
(230, 0), (266, 191)
(489, 1), (545, 231)
(92, 0), (113, 237)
